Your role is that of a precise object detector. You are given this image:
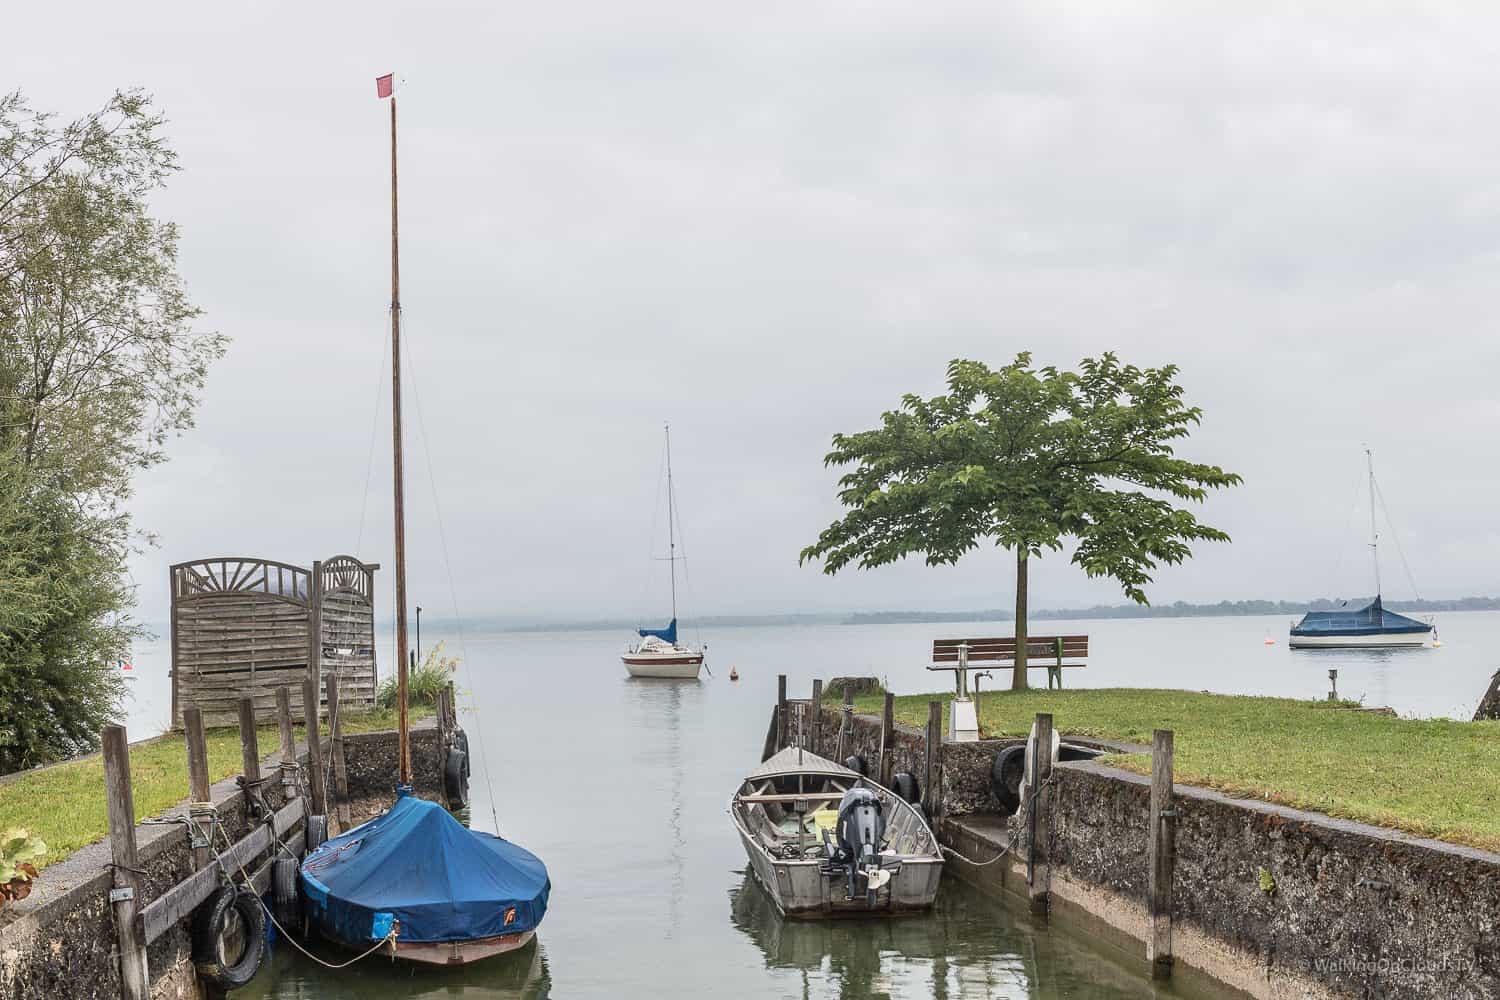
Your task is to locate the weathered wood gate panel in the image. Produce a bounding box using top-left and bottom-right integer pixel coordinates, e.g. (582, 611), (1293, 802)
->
(317, 555), (379, 714)
(170, 555), (378, 728)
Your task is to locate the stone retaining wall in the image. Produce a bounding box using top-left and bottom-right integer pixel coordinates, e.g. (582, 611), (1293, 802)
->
(0, 723), (449, 1000)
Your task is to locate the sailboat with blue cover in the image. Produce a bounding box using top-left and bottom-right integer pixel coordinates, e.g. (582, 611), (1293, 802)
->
(298, 73), (550, 965)
(622, 425), (706, 679)
(1289, 451), (1434, 649)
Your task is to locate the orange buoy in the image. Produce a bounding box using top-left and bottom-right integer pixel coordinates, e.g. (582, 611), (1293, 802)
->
(729, 666), (739, 681)
(1263, 637), (1275, 645)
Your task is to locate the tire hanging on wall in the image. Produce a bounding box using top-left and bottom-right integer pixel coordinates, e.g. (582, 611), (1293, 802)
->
(891, 771), (921, 805)
(990, 744), (1027, 816)
(192, 886), (266, 990)
(271, 856), (300, 930)
(844, 755), (867, 776)
(306, 814), (327, 852)
(445, 749), (470, 809)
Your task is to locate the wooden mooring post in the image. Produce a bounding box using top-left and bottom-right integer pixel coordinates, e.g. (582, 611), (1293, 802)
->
(326, 673), (352, 828)
(102, 725), (148, 1000)
(1027, 712), (1053, 916)
(809, 679), (823, 754)
(1148, 729), (1176, 978)
(878, 691), (895, 787)
(237, 696), (262, 817)
(923, 700), (942, 817)
(775, 674), (788, 751)
(181, 706), (212, 871)
(276, 685), (297, 796)
(302, 676), (329, 818)
(835, 683), (853, 762)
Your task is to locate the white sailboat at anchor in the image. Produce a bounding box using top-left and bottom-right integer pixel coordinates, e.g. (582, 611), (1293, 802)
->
(623, 424), (706, 679)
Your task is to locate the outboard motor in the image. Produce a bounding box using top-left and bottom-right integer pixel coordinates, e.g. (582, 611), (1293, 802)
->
(827, 788), (890, 906)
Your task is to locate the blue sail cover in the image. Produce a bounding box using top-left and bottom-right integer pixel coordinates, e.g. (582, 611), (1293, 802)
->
(638, 617), (677, 644)
(300, 793), (549, 944)
(1290, 596), (1431, 637)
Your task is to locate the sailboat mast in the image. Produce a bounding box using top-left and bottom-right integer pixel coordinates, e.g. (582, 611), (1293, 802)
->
(388, 89), (412, 787)
(666, 423), (677, 623)
(1366, 448), (1381, 600)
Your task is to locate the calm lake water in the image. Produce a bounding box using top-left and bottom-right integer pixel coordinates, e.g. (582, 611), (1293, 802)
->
(116, 612), (1498, 998)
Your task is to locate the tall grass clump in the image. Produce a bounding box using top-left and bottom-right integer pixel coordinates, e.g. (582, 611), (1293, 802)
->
(377, 641), (458, 709)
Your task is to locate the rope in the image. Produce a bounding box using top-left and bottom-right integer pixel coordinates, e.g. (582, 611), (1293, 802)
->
(401, 327), (501, 835)
(353, 309), (392, 557)
(1372, 475), (1422, 601)
(938, 772), (1056, 868)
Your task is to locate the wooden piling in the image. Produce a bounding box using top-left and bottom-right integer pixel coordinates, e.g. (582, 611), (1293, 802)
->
(327, 672), (351, 828)
(835, 683), (852, 762)
(879, 692), (895, 787)
(302, 676), (329, 818)
(1028, 712), (1054, 916)
(182, 707), (212, 871)
(923, 700), (942, 817)
(810, 680), (823, 755)
(275, 686), (297, 789)
(1148, 729), (1176, 978)
(237, 696), (261, 816)
(776, 674), (787, 751)
(102, 726), (148, 1000)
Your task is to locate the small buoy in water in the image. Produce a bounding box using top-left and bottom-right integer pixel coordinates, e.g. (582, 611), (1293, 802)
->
(729, 666), (739, 681)
(1433, 639), (1443, 648)
(1263, 637), (1275, 646)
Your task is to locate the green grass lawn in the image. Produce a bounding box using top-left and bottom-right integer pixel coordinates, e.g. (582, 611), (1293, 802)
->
(1, 706), (432, 870)
(836, 687), (1500, 853)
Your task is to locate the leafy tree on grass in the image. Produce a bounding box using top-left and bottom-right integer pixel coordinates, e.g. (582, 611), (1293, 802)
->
(800, 353), (1240, 690)
(0, 90), (226, 770)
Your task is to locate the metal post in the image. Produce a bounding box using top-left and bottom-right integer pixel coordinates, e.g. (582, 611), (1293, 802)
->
(416, 605), (422, 663)
(102, 726), (148, 1000)
(1148, 730), (1176, 978)
(1028, 712), (1054, 916)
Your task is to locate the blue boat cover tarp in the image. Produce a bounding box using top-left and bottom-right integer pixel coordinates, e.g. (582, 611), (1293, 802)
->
(638, 617), (677, 644)
(300, 792), (549, 944)
(1290, 596), (1431, 637)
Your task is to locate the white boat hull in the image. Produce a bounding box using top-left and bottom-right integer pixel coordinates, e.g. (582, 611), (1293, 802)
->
(621, 652), (703, 679)
(1288, 633), (1428, 649)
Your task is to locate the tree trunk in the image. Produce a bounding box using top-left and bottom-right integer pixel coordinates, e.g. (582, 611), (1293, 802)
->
(1012, 547), (1029, 691)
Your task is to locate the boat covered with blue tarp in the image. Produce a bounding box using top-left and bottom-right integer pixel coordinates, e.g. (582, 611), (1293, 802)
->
(1288, 595), (1432, 648)
(300, 791), (550, 962)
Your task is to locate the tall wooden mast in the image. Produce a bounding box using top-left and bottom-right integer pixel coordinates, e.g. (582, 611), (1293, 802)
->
(388, 86), (412, 786)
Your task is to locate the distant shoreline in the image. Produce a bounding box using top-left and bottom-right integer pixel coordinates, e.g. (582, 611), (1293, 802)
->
(391, 595), (1499, 635)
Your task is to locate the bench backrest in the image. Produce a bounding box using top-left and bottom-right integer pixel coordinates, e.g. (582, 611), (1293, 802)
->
(932, 635), (1088, 663)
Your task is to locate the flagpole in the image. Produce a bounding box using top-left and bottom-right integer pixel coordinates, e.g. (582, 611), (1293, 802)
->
(388, 85), (412, 788)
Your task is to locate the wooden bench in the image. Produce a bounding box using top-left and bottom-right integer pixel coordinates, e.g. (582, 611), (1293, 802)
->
(929, 635), (1088, 689)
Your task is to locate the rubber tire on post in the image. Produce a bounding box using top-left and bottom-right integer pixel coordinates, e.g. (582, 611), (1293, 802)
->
(891, 771), (921, 805)
(990, 745), (1027, 817)
(844, 756), (867, 776)
(306, 814), (327, 852)
(445, 749), (470, 809)
(271, 857), (300, 930)
(192, 886), (266, 990)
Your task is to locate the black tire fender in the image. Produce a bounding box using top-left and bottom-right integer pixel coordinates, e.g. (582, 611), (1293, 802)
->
(844, 755), (867, 776)
(271, 856), (299, 930)
(192, 886), (266, 989)
(306, 814), (327, 852)
(445, 749), (470, 809)
(991, 744), (1027, 816)
(891, 771), (921, 804)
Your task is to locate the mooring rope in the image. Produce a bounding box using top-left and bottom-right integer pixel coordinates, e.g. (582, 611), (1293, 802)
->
(938, 772), (1056, 868)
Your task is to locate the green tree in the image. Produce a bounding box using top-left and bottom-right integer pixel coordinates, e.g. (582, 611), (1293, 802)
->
(800, 353), (1240, 690)
(0, 90), (226, 769)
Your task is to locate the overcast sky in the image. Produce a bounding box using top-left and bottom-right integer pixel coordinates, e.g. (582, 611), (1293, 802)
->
(13, 3), (1500, 625)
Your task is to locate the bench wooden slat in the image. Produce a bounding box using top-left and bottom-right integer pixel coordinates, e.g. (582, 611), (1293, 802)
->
(931, 634), (1089, 666)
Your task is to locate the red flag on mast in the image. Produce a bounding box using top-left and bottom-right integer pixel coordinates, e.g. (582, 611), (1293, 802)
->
(376, 74), (394, 99)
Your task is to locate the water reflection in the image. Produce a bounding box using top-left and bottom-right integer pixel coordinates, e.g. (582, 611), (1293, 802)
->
(242, 934), (551, 998)
(728, 873), (1200, 999)
(625, 677), (694, 942)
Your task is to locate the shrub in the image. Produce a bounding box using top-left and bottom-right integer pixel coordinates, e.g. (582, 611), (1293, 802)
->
(377, 641), (458, 709)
